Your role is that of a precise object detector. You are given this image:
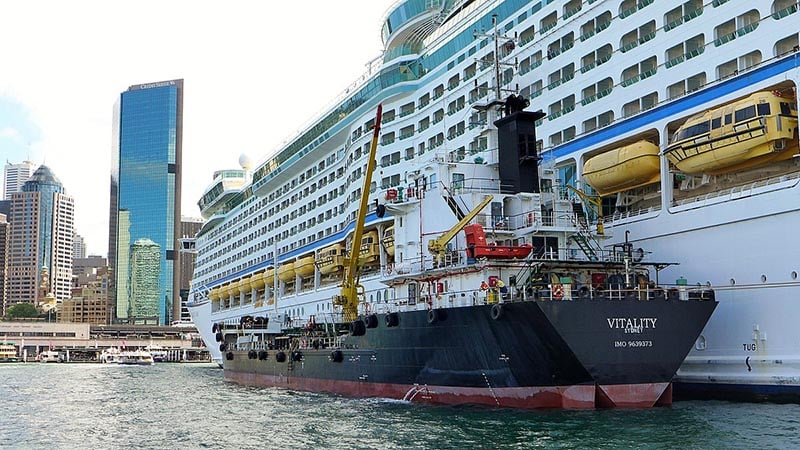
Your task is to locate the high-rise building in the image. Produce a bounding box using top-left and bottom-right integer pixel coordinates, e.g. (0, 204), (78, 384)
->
(108, 79), (183, 325)
(6, 165), (74, 308)
(128, 238), (160, 321)
(0, 213), (8, 316)
(72, 233), (87, 259)
(3, 160), (36, 200)
(178, 216), (203, 323)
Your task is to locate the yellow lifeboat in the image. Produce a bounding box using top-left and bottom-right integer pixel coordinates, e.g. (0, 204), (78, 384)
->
(382, 226), (395, 257)
(208, 287), (220, 301)
(583, 141), (661, 196)
(250, 271), (266, 290)
(277, 262), (296, 283)
(264, 268), (275, 286)
(230, 280), (242, 296)
(358, 230), (380, 264)
(665, 91), (799, 175)
(217, 283), (231, 299)
(318, 243), (344, 275)
(238, 276), (251, 294)
(295, 255), (315, 278)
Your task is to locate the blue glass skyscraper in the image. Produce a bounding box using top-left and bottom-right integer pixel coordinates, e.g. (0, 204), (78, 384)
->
(109, 79), (183, 325)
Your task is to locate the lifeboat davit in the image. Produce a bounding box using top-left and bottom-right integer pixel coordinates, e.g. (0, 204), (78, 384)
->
(250, 271), (266, 290)
(583, 141), (661, 196)
(382, 226), (395, 257)
(664, 91), (799, 175)
(277, 262), (296, 283)
(295, 256), (315, 278)
(318, 243), (344, 275)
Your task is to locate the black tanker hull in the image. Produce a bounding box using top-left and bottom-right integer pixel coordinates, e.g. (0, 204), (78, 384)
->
(225, 298), (716, 408)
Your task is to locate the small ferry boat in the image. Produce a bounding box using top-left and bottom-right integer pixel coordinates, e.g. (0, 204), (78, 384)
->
(117, 350), (155, 366)
(39, 350), (63, 363)
(0, 342), (19, 363)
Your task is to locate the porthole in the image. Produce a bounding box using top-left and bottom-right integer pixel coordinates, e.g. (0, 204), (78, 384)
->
(792, 271), (798, 280)
(730, 278), (736, 286)
(761, 274), (767, 283)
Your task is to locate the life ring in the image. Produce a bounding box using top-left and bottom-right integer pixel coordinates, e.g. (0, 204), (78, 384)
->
(427, 309), (438, 324)
(491, 303), (503, 320)
(553, 284), (564, 299)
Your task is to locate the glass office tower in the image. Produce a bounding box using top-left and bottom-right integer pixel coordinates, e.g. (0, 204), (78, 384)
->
(109, 79), (183, 325)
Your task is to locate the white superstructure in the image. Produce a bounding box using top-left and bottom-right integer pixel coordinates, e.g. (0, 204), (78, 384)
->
(190, 0), (800, 398)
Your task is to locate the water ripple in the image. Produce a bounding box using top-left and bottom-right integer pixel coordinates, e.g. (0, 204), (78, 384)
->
(1, 364), (798, 449)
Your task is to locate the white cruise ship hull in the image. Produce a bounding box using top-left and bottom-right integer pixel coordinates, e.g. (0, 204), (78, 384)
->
(187, 300), (222, 367)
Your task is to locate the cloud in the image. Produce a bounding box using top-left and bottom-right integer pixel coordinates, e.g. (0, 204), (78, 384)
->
(0, 1), (393, 256)
(0, 126), (23, 142)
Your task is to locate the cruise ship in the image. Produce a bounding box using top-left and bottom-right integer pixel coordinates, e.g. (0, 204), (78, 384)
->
(189, 0), (800, 402)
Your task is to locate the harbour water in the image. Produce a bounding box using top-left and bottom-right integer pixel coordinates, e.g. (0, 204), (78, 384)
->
(1, 363), (797, 449)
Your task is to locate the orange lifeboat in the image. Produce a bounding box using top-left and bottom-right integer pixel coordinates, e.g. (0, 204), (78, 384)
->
(583, 141), (661, 196)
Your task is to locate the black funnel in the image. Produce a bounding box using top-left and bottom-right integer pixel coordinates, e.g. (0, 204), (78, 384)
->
(493, 95), (545, 194)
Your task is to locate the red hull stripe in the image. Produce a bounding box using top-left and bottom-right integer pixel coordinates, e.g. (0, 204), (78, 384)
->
(225, 371), (671, 409)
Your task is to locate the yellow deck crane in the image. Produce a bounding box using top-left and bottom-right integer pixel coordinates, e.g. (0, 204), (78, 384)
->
(333, 105), (383, 321)
(427, 194), (494, 265)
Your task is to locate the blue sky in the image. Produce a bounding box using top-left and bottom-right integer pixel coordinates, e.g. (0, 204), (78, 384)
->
(0, 1), (394, 255)
(0, 98), (42, 165)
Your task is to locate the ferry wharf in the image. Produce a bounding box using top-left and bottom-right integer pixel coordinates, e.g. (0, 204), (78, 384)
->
(0, 321), (210, 363)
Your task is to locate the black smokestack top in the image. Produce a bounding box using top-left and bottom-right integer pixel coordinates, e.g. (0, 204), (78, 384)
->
(494, 95), (545, 194)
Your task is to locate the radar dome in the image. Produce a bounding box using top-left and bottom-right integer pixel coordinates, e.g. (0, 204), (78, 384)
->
(239, 154), (254, 171)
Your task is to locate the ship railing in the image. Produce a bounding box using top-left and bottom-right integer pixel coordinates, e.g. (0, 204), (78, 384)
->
(670, 171), (800, 209)
(359, 282), (715, 319)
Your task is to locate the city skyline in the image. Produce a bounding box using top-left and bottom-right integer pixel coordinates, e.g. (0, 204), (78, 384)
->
(0, 1), (393, 256)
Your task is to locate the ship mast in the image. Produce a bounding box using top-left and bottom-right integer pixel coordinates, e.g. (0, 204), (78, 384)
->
(334, 105), (383, 321)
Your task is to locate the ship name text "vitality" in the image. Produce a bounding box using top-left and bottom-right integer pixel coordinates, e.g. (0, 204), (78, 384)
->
(607, 318), (657, 334)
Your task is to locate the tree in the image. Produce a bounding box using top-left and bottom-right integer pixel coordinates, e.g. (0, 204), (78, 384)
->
(5, 303), (40, 319)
